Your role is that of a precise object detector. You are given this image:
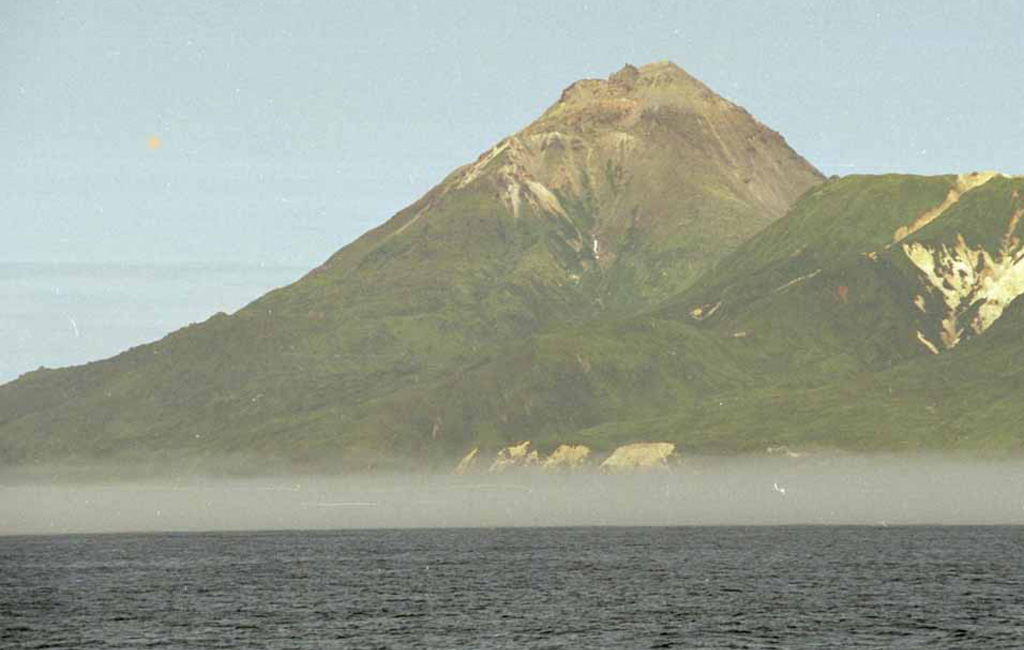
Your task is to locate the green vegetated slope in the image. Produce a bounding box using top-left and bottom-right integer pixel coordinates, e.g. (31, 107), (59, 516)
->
(365, 174), (1024, 458)
(0, 62), (823, 474)
(4, 61), (1022, 475)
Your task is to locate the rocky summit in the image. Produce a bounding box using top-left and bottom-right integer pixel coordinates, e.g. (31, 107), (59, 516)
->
(4, 61), (1022, 478)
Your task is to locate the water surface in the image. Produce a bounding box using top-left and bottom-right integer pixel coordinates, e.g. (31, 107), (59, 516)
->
(2, 526), (1022, 649)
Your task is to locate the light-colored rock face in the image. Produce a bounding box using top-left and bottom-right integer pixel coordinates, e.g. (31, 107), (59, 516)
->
(488, 441), (541, 473)
(916, 330), (940, 355)
(600, 442), (677, 472)
(903, 200), (1024, 349)
(453, 441), (679, 474)
(454, 447), (480, 475)
(542, 444), (592, 470)
(455, 442), (594, 473)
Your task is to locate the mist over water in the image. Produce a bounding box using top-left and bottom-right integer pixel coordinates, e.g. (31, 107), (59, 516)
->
(3, 456), (1024, 535)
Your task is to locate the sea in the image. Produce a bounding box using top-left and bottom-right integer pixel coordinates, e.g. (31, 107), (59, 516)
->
(3, 526), (1023, 649)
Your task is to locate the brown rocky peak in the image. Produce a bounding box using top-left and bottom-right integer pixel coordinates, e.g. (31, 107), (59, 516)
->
(538, 60), (725, 130)
(608, 63), (640, 87)
(627, 61), (700, 85)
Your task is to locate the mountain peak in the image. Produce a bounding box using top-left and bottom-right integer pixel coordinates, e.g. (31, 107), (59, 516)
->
(608, 63), (641, 86)
(632, 60), (696, 80)
(0, 61), (825, 475)
(539, 60), (728, 129)
(607, 61), (700, 88)
(421, 61), (822, 275)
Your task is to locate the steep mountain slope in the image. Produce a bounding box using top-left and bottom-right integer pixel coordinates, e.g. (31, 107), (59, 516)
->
(353, 173), (1024, 458)
(509, 62), (823, 309)
(676, 173), (1024, 365)
(0, 62), (822, 474)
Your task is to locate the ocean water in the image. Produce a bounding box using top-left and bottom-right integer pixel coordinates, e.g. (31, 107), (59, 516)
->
(2, 526), (1023, 649)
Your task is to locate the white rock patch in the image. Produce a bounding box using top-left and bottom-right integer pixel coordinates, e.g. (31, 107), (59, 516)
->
(524, 179), (568, 218)
(542, 444), (592, 470)
(458, 140), (512, 189)
(916, 331), (940, 355)
(600, 442), (677, 472)
(489, 441), (541, 473)
(903, 208), (1024, 349)
(454, 448), (480, 475)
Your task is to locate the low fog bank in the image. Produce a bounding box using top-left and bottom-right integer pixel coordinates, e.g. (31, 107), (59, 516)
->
(3, 455), (1024, 535)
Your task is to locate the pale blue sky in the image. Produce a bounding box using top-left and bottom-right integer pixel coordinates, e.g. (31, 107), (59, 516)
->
(2, 0), (1023, 380)
(4, 0), (1023, 266)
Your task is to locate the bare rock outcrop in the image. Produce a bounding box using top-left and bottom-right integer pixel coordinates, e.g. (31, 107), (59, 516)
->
(453, 441), (679, 474)
(488, 441), (540, 473)
(541, 444), (592, 470)
(454, 447), (481, 475)
(903, 206), (1024, 350)
(599, 442), (677, 472)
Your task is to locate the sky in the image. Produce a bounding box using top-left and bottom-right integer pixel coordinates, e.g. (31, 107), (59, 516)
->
(2, 0), (1023, 381)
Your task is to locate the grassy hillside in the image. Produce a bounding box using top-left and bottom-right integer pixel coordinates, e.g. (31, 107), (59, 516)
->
(339, 174), (1024, 462)
(0, 62), (825, 475)
(5, 169), (1022, 476)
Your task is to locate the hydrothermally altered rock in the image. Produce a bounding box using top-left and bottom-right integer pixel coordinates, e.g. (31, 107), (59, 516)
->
(453, 441), (679, 473)
(599, 442), (677, 472)
(541, 444), (592, 470)
(488, 441), (541, 473)
(454, 447), (481, 475)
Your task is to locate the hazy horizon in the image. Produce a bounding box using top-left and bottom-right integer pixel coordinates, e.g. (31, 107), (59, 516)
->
(4, 456), (1024, 536)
